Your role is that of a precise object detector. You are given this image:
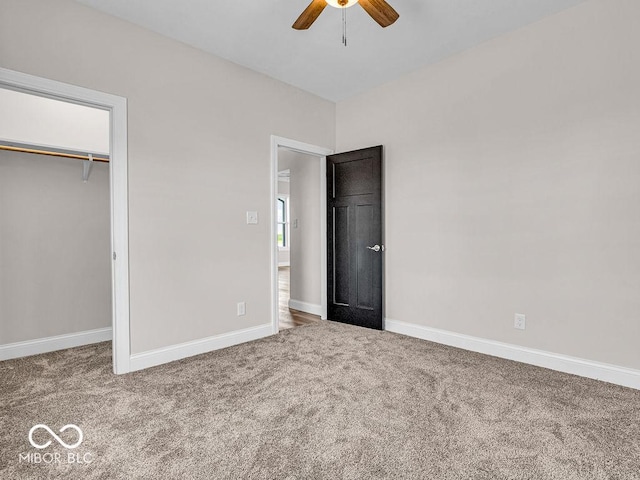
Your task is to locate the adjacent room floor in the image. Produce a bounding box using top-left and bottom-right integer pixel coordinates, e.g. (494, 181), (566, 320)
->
(278, 266), (319, 330)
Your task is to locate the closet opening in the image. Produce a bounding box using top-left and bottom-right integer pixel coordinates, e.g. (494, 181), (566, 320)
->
(0, 68), (130, 374)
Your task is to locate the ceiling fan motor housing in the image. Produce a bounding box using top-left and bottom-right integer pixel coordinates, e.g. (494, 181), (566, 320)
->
(326, 0), (359, 8)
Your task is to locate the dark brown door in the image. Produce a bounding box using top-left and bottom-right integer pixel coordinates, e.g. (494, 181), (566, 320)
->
(327, 146), (383, 330)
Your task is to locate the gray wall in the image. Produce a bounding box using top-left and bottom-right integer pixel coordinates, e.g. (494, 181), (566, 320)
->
(336, 0), (640, 370)
(0, 0), (335, 354)
(0, 150), (111, 344)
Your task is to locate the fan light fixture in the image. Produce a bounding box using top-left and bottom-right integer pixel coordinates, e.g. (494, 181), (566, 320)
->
(292, 0), (399, 47)
(325, 0), (359, 8)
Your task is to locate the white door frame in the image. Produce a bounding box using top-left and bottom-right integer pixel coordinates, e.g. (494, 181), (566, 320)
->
(270, 136), (333, 334)
(0, 68), (130, 374)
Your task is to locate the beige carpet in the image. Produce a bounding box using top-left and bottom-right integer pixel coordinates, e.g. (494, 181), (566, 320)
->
(1, 321), (639, 479)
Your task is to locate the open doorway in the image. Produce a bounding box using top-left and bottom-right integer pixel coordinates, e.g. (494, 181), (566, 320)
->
(0, 68), (130, 374)
(270, 136), (333, 334)
(277, 154), (318, 329)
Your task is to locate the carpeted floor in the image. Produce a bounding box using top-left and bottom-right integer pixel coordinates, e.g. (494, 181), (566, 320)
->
(1, 321), (639, 479)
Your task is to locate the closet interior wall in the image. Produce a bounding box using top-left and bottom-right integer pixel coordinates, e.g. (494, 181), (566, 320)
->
(0, 149), (111, 345)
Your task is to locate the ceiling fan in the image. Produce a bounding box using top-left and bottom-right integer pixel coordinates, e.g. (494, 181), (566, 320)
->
(292, 0), (399, 30)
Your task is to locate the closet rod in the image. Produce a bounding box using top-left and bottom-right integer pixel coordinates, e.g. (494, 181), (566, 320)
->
(0, 144), (109, 163)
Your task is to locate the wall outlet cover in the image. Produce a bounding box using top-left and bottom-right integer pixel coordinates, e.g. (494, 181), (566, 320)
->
(514, 313), (526, 330)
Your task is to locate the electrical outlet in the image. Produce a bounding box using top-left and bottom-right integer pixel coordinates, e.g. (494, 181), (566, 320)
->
(237, 302), (246, 316)
(514, 313), (526, 330)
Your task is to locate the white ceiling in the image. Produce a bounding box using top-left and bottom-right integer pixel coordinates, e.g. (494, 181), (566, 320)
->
(74, 0), (587, 102)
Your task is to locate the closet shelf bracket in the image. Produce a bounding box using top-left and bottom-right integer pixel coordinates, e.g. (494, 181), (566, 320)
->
(82, 153), (94, 182)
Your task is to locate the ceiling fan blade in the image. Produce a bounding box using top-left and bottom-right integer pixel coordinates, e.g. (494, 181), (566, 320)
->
(292, 0), (328, 30)
(358, 0), (399, 28)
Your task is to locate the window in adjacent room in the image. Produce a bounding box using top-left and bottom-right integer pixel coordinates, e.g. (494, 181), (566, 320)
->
(277, 195), (290, 248)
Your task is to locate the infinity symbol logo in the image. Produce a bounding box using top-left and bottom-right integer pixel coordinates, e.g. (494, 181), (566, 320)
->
(28, 424), (83, 449)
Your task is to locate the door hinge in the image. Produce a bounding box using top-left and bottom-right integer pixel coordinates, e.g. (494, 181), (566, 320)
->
(113, 252), (117, 261)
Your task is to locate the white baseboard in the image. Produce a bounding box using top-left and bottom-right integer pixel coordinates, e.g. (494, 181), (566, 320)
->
(385, 318), (640, 390)
(288, 299), (322, 316)
(0, 327), (112, 361)
(129, 323), (272, 372)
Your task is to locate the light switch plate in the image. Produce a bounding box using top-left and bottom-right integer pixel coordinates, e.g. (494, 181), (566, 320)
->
(246, 211), (258, 225)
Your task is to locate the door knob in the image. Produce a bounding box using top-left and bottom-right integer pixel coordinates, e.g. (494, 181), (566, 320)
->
(366, 244), (383, 252)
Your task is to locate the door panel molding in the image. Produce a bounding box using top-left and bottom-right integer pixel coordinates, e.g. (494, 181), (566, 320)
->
(327, 146), (383, 330)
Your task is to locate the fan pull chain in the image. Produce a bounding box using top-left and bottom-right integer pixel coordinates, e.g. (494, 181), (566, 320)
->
(342, 7), (347, 47)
